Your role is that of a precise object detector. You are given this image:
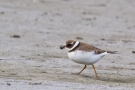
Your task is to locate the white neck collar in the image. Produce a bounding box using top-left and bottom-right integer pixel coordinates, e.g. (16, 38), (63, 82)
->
(68, 41), (79, 51)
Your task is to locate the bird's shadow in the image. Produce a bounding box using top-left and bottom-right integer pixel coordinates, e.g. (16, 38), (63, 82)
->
(80, 74), (135, 83)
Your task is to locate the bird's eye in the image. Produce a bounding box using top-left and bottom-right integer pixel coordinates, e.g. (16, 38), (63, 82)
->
(67, 44), (72, 47)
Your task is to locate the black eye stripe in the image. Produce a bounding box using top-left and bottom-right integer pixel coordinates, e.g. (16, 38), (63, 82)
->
(67, 44), (72, 47)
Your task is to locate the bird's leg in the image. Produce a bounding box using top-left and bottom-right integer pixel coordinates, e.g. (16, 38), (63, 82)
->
(78, 65), (87, 74)
(72, 65), (87, 75)
(92, 64), (99, 78)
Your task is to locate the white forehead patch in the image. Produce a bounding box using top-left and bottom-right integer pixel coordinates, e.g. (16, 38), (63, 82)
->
(68, 41), (79, 51)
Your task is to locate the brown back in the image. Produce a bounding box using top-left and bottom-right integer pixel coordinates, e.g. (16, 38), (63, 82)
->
(69, 41), (118, 54)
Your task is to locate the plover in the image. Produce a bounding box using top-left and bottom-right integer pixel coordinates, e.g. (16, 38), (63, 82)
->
(60, 40), (117, 78)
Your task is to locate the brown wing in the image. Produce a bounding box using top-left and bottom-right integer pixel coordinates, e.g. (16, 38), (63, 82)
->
(77, 42), (106, 54)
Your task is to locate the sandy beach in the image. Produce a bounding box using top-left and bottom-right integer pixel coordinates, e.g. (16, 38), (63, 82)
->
(0, 0), (135, 89)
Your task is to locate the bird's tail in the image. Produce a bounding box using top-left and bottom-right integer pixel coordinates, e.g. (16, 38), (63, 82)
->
(107, 51), (118, 54)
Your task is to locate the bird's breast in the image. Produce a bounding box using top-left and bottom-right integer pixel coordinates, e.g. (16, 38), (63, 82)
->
(68, 50), (103, 65)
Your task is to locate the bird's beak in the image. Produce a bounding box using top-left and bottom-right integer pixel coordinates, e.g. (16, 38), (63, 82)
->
(60, 45), (66, 49)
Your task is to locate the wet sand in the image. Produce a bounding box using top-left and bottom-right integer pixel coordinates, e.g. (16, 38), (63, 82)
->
(0, 0), (135, 89)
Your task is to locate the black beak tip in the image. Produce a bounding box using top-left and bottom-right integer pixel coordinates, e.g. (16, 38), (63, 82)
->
(59, 45), (65, 49)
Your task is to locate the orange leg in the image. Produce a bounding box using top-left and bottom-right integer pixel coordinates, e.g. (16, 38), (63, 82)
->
(72, 65), (87, 74)
(78, 65), (87, 74)
(92, 64), (99, 78)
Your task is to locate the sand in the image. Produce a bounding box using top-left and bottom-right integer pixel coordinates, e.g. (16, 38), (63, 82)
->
(0, 0), (135, 89)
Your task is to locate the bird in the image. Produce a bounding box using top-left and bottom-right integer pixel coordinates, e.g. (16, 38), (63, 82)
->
(60, 40), (117, 78)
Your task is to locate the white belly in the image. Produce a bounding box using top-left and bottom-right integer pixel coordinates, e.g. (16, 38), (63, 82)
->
(68, 50), (107, 65)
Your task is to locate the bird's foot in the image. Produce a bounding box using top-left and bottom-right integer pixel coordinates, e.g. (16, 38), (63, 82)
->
(71, 72), (80, 75)
(96, 75), (99, 79)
